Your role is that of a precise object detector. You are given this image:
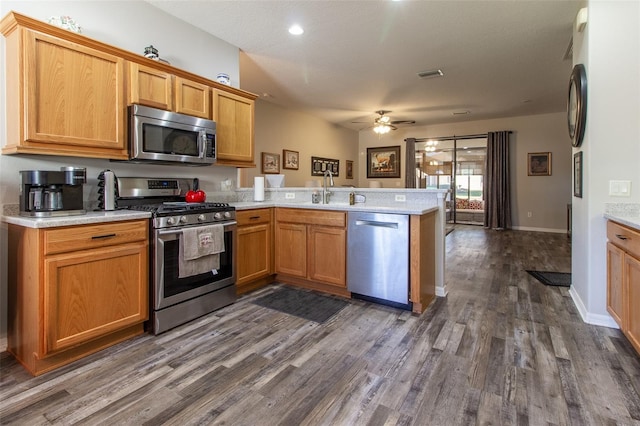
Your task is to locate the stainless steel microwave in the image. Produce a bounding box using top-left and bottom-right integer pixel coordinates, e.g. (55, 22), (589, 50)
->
(128, 104), (216, 166)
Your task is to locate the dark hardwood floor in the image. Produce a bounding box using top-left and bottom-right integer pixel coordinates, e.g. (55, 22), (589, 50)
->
(2, 226), (640, 425)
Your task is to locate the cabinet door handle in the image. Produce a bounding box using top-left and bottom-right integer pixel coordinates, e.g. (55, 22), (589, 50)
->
(91, 233), (116, 240)
(615, 234), (629, 241)
(249, 216), (261, 220)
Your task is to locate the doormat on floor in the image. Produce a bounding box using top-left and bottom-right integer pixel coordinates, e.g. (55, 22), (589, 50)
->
(252, 287), (349, 323)
(526, 270), (571, 287)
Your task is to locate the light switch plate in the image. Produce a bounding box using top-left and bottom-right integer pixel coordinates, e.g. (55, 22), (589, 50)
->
(609, 180), (631, 197)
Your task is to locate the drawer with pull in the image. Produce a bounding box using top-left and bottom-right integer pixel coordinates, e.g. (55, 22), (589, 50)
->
(237, 208), (272, 226)
(44, 219), (148, 255)
(607, 220), (640, 259)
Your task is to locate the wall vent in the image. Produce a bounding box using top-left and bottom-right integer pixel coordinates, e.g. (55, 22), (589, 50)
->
(417, 69), (444, 79)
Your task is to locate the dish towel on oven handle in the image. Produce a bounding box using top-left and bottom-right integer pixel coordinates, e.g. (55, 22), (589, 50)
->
(178, 224), (225, 278)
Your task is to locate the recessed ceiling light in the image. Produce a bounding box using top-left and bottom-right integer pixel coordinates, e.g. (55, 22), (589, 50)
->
(288, 25), (304, 35)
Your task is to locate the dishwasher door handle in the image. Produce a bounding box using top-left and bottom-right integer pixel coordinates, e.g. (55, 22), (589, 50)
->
(355, 220), (399, 229)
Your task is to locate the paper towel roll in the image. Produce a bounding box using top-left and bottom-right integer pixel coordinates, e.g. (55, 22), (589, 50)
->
(254, 176), (265, 201)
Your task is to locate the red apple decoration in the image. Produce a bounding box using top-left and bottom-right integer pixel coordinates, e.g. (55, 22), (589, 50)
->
(195, 189), (206, 202)
(185, 190), (198, 203)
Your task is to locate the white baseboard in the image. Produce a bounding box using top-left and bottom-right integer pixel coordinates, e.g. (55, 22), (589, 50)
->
(569, 286), (620, 329)
(512, 225), (567, 234)
(436, 286), (447, 298)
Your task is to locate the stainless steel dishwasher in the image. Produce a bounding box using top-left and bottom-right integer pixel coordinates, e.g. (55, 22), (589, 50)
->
(347, 212), (410, 309)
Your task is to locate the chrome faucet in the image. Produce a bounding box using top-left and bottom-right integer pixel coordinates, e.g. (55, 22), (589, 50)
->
(322, 169), (334, 204)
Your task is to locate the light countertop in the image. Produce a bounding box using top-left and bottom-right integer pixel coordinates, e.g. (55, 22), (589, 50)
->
(2, 201), (439, 229)
(604, 203), (640, 231)
(2, 210), (151, 228)
(604, 213), (640, 231)
(231, 201), (440, 215)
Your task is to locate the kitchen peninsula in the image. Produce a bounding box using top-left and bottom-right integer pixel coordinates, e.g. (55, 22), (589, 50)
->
(231, 186), (447, 314)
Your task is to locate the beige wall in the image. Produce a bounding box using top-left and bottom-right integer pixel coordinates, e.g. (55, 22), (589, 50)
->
(358, 112), (572, 232)
(240, 100), (359, 188)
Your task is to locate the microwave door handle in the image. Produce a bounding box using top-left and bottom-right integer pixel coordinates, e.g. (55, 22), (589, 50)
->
(198, 130), (206, 159)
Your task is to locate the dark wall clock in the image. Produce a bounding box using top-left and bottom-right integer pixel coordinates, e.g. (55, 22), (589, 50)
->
(568, 64), (587, 147)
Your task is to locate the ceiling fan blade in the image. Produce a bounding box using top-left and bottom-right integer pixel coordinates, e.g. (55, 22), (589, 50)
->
(390, 120), (416, 125)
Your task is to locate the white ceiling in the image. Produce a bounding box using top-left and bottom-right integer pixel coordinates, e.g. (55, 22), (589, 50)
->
(148, 0), (581, 131)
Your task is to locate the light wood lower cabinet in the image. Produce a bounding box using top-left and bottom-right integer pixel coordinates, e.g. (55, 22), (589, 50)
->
(8, 220), (148, 376)
(607, 220), (640, 354)
(275, 208), (347, 296)
(236, 208), (274, 294)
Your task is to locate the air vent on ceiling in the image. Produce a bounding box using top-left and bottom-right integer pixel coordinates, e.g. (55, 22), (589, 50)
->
(417, 69), (444, 79)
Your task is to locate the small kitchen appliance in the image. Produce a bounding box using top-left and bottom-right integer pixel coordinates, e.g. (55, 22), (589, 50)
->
(19, 167), (86, 217)
(97, 169), (118, 210)
(116, 177), (237, 334)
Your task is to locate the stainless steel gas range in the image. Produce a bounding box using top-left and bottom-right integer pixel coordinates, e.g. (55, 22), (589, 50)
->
(116, 177), (237, 334)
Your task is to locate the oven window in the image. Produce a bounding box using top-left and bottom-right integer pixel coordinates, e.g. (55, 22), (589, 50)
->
(162, 231), (233, 298)
(143, 124), (199, 156)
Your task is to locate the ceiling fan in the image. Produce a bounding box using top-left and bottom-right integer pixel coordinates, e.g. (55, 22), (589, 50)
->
(353, 110), (416, 134)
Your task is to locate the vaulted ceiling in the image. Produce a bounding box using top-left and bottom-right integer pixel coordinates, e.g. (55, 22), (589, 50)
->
(148, 0), (582, 131)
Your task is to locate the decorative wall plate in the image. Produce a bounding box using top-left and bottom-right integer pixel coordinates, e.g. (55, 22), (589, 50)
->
(568, 64), (587, 147)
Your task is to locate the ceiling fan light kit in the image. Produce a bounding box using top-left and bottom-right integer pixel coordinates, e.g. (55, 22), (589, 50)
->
(373, 123), (392, 134)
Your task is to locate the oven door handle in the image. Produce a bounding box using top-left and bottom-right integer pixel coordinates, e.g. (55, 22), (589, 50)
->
(156, 221), (237, 236)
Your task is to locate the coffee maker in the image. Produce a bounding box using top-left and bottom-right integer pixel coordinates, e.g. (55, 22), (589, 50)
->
(20, 167), (87, 217)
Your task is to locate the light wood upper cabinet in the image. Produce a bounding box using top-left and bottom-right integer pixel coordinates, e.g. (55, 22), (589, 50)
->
(129, 63), (174, 111)
(8, 220), (148, 376)
(213, 89), (255, 166)
(129, 64), (211, 119)
(1, 21), (127, 159)
(1, 11), (257, 162)
(175, 76), (210, 119)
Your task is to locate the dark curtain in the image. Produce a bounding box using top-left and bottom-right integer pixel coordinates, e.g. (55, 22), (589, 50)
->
(405, 138), (416, 188)
(484, 131), (512, 230)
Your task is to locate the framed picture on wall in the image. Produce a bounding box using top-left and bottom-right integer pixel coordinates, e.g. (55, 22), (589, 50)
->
(527, 152), (551, 176)
(283, 149), (299, 170)
(574, 151), (583, 198)
(346, 160), (354, 179)
(261, 152), (280, 174)
(367, 146), (401, 178)
(311, 157), (339, 177)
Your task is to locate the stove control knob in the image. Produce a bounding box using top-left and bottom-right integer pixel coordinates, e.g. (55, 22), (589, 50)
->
(224, 211), (232, 219)
(180, 216), (188, 224)
(214, 212), (223, 220)
(166, 217), (176, 225)
(197, 214), (206, 222)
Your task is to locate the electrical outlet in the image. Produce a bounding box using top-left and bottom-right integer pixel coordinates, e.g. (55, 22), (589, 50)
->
(527, 212), (532, 218)
(395, 194), (406, 202)
(285, 193), (295, 199)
